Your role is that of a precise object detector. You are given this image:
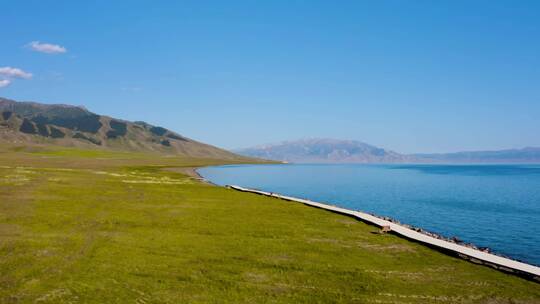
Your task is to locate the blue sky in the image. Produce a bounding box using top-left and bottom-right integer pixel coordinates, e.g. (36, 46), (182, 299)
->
(1, 1), (539, 153)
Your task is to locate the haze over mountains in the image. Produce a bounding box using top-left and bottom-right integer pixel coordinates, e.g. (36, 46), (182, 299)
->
(0, 97), (243, 160)
(236, 139), (540, 164)
(235, 138), (413, 163)
(414, 147), (540, 163)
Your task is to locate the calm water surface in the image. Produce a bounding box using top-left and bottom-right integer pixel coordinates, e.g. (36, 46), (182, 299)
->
(199, 164), (540, 266)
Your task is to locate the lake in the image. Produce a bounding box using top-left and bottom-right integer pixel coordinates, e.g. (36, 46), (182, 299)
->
(198, 164), (540, 266)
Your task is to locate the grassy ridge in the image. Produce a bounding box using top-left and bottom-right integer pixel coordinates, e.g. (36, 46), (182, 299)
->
(1, 148), (539, 303)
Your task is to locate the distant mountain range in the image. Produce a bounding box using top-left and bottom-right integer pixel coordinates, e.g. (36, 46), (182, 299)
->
(414, 147), (540, 163)
(235, 138), (540, 163)
(0, 97), (243, 160)
(235, 138), (413, 163)
(3, 97), (539, 164)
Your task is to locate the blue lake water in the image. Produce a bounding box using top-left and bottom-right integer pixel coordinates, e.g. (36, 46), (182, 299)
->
(198, 164), (540, 266)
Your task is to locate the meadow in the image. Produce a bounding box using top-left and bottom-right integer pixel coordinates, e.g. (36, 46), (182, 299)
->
(1, 146), (539, 303)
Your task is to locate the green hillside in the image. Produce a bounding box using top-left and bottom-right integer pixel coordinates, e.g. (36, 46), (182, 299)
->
(0, 97), (245, 160)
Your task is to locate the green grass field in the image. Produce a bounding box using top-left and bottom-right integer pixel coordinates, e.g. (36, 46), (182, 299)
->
(1, 147), (539, 303)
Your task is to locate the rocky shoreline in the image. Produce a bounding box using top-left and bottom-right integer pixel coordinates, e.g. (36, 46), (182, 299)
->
(227, 185), (540, 283)
(370, 213), (531, 265)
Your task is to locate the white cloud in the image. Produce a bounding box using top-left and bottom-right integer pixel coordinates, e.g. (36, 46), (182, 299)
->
(0, 79), (11, 88)
(0, 67), (33, 79)
(0, 67), (32, 88)
(28, 41), (67, 54)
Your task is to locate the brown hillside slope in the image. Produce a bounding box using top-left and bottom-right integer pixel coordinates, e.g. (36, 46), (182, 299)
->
(0, 97), (245, 160)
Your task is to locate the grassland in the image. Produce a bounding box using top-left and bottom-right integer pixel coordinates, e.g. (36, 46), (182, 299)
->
(1, 146), (539, 303)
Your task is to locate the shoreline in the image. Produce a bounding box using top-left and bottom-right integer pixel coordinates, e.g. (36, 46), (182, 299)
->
(227, 184), (540, 283)
(165, 166), (217, 185)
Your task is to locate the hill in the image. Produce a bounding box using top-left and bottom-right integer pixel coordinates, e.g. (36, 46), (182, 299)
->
(236, 138), (540, 163)
(235, 138), (413, 163)
(414, 147), (540, 163)
(0, 97), (244, 160)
